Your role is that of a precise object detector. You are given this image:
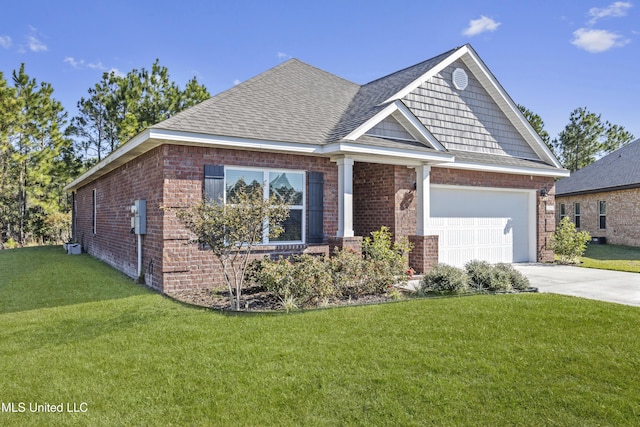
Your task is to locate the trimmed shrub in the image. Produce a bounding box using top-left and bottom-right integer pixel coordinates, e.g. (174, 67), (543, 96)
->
(248, 255), (334, 308)
(421, 264), (470, 294)
(465, 260), (530, 292)
(495, 263), (530, 291)
(465, 260), (494, 291)
(330, 248), (372, 298)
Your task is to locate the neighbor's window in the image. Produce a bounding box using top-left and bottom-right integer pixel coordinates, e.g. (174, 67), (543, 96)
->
(574, 203), (581, 228)
(560, 203), (566, 220)
(225, 167), (305, 243)
(599, 200), (607, 229)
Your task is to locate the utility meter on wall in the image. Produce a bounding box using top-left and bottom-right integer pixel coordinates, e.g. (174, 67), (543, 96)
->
(130, 200), (147, 235)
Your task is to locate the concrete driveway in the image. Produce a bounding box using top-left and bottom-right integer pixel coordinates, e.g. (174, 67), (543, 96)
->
(514, 264), (640, 307)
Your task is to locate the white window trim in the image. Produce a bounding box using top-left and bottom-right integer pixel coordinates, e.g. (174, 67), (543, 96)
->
(574, 202), (581, 228)
(224, 166), (306, 244)
(598, 200), (607, 230)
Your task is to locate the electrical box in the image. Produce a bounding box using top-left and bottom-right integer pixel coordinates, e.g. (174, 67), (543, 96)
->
(131, 199), (147, 235)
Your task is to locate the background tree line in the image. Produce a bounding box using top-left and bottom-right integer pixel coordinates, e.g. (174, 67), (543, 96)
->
(0, 58), (634, 249)
(0, 60), (209, 248)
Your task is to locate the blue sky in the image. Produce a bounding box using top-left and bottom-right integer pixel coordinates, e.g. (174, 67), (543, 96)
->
(1, 0), (638, 142)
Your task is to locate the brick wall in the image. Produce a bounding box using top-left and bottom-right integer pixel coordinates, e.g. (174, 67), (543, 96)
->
(354, 164), (555, 263)
(74, 147), (165, 288)
(161, 145), (338, 292)
(556, 188), (640, 246)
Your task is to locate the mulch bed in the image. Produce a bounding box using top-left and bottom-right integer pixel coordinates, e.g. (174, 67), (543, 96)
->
(167, 284), (396, 312)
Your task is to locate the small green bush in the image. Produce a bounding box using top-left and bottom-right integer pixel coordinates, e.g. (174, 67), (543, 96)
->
(551, 217), (591, 264)
(465, 260), (494, 291)
(495, 263), (530, 291)
(330, 248), (372, 298)
(250, 254), (335, 309)
(4, 238), (18, 249)
(362, 226), (413, 292)
(421, 264), (470, 294)
(465, 260), (531, 292)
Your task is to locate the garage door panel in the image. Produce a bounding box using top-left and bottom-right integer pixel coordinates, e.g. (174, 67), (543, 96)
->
(430, 186), (532, 266)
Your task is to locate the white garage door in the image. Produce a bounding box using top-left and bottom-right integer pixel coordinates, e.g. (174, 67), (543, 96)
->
(430, 186), (535, 266)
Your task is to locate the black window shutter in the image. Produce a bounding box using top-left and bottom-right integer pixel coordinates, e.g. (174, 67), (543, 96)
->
(204, 165), (224, 204)
(307, 171), (324, 243)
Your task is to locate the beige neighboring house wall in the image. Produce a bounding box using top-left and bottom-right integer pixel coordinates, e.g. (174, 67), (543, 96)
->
(556, 188), (640, 246)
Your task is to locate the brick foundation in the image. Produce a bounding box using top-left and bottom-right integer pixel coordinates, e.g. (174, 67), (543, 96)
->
(327, 236), (363, 255)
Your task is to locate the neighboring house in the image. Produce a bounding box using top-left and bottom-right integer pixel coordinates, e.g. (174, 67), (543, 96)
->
(65, 44), (568, 293)
(556, 138), (640, 246)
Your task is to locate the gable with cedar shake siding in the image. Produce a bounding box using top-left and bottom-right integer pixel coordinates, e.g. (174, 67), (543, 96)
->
(66, 44), (568, 293)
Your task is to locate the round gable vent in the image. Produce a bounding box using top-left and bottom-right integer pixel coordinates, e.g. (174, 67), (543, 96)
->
(452, 68), (468, 90)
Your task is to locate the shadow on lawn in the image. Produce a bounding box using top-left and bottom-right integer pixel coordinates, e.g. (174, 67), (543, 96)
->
(0, 246), (151, 314)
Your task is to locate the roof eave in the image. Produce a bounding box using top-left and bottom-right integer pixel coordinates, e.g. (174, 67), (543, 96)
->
(557, 182), (640, 197)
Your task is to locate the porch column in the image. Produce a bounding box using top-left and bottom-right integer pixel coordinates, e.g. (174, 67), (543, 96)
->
(336, 157), (354, 237)
(415, 164), (431, 235)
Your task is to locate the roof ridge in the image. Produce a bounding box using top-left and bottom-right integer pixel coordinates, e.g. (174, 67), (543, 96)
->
(361, 45), (462, 87)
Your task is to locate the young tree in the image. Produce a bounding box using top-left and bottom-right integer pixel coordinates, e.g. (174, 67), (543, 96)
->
(550, 217), (591, 264)
(554, 107), (634, 172)
(174, 185), (290, 311)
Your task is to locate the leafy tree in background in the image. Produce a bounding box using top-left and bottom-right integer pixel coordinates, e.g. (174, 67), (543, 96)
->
(71, 59), (210, 164)
(518, 104), (553, 154)
(554, 107), (634, 172)
(0, 65), (75, 246)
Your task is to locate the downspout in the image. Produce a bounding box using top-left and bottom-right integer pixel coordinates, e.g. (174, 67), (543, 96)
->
(138, 233), (143, 280)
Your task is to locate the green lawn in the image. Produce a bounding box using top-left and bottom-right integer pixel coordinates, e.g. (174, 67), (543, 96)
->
(1, 246), (640, 426)
(580, 243), (640, 273)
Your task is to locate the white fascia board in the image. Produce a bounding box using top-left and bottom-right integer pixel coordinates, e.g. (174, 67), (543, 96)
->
(343, 102), (402, 141)
(382, 45), (469, 104)
(149, 129), (322, 154)
(323, 141), (454, 166)
(443, 160), (571, 178)
(343, 100), (446, 151)
(458, 51), (564, 169)
(394, 102), (447, 151)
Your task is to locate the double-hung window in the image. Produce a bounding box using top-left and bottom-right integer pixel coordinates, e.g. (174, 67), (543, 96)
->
(559, 203), (566, 221)
(574, 203), (581, 228)
(224, 167), (305, 243)
(598, 201), (607, 229)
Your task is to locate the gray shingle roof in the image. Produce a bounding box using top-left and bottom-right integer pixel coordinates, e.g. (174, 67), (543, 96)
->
(152, 47), (461, 146)
(327, 47), (458, 141)
(152, 59), (360, 145)
(556, 138), (640, 195)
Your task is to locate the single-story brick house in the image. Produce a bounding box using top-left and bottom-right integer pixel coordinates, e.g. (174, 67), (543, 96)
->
(65, 44), (568, 292)
(555, 138), (640, 246)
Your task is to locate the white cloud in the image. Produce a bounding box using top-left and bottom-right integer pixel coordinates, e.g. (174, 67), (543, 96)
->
(462, 15), (501, 36)
(87, 61), (107, 71)
(64, 56), (84, 68)
(0, 36), (12, 48)
(588, 1), (633, 24)
(571, 28), (630, 52)
(277, 51), (291, 60)
(233, 79), (241, 85)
